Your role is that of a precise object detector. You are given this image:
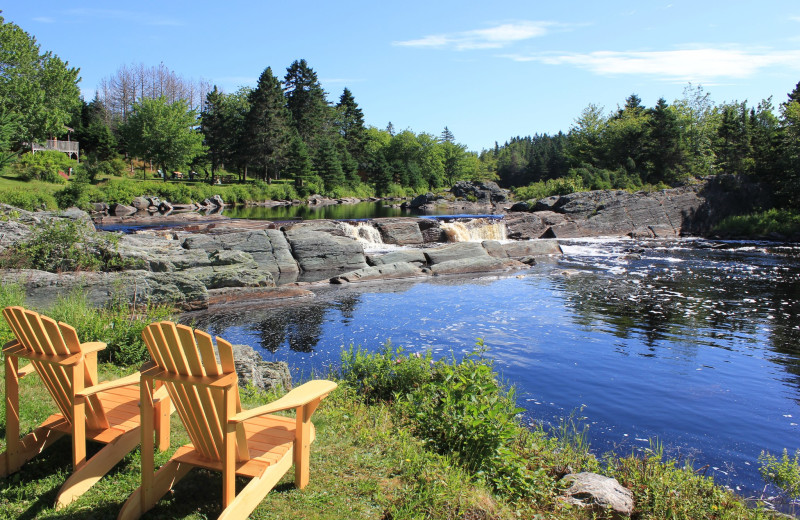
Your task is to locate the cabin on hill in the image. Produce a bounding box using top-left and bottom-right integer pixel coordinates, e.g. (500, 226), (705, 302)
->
(31, 127), (79, 162)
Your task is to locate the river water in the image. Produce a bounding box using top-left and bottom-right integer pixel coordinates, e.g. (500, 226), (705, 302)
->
(186, 236), (800, 499)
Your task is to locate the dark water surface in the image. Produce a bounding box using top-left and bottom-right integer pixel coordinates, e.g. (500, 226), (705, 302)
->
(222, 201), (433, 221)
(188, 238), (800, 498)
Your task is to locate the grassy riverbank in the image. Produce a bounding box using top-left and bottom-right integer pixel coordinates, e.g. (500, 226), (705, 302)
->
(0, 286), (789, 519)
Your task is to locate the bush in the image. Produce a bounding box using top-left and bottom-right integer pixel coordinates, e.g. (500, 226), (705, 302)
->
(0, 187), (58, 210)
(54, 179), (93, 210)
(12, 151), (73, 183)
(759, 448), (800, 498)
(513, 176), (587, 200)
(0, 282), (26, 345)
(44, 289), (174, 365)
(0, 219), (136, 272)
(714, 208), (800, 237)
(340, 342), (434, 404)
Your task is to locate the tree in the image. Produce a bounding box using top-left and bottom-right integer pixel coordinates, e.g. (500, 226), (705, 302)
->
(314, 136), (344, 191)
(0, 14), (81, 144)
(245, 67), (293, 181)
(440, 126), (455, 143)
(284, 59), (330, 151)
(715, 102), (753, 176)
(121, 96), (204, 177)
(73, 97), (117, 161)
(285, 135), (313, 188)
(646, 98), (685, 184)
(335, 88), (367, 165)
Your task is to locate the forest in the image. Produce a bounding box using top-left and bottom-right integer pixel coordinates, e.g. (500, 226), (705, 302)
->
(1, 13), (799, 208)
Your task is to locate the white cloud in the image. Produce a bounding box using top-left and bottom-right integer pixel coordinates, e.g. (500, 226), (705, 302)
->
(503, 48), (800, 82)
(393, 21), (552, 51)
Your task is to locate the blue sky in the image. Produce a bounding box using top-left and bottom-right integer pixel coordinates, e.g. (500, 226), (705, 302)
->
(4, 1), (800, 151)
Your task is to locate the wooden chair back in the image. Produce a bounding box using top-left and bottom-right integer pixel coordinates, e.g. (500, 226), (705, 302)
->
(141, 321), (248, 462)
(2, 306), (108, 430)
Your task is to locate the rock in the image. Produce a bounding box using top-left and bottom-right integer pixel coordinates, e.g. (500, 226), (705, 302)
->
(509, 201), (531, 212)
(1, 269), (209, 310)
(182, 230), (299, 282)
(424, 242), (489, 265)
(450, 181), (509, 203)
(367, 249), (428, 266)
(503, 239), (562, 258)
(131, 196), (150, 210)
(409, 192), (440, 208)
(110, 203), (137, 216)
(158, 201), (173, 213)
(429, 256), (517, 276)
(481, 240), (509, 259)
(211, 194), (225, 208)
(505, 212), (567, 240)
(331, 262), (424, 283)
(373, 219), (425, 245)
(231, 344), (292, 391)
(284, 228), (368, 272)
(92, 202), (109, 213)
(559, 472), (634, 519)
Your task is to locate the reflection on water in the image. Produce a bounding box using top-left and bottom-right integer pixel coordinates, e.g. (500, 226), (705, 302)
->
(222, 201), (465, 221)
(187, 238), (800, 498)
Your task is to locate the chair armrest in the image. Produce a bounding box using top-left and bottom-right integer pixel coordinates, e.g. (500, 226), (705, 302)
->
(3, 338), (19, 349)
(17, 362), (36, 378)
(80, 341), (107, 354)
(229, 380), (337, 424)
(76, 372), (139, 398)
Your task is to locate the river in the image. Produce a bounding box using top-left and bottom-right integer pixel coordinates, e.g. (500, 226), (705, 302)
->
(186, 235), (800, 501)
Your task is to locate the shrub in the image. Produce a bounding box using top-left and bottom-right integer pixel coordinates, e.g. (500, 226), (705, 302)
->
(0, 282), (25, 345)
(0, 187), (58, 210)
(759, 448), (800, 498)
(340, 342), (433, 404)
(0, 219), (136, 272)
(54, 179), (93, 210)
(12, 150), (73, 183)
(513, 176), (587, 201)
(45, 289), (174, 365)
(714, 208), (800, 237)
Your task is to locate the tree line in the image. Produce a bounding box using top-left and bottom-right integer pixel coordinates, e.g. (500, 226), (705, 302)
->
(1, 13), (798, 206)
(493, 85), (800, 206)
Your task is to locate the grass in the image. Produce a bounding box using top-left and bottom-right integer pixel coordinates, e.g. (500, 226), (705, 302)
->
(713, 208), (800, 238)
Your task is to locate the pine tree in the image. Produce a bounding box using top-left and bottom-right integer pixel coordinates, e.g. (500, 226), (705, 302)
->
(646, 98), (685, 184)
(245, 67), (293, 181)
(200, 86), (228, 173)
(440, 126), (455, 143)
(335, 88), (367, 165)
(314, 136), (345, 191)
(284, 59), (330, 152)
(285, 135), (313, 188)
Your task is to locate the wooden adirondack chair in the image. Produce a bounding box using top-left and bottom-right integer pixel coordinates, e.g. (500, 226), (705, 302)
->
(118, 321), (337, 520)
(1, 306), (171, 508)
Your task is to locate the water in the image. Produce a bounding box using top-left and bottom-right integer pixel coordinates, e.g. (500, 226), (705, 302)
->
(186, 237), (800, 499)
(222, 201), (464, 221)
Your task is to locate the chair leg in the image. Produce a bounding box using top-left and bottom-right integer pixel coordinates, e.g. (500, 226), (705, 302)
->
(0, 426), (66, 477)
(116, 460), (192, 520)
(218, 450), (293, 520)
(55, 428), (140, 509)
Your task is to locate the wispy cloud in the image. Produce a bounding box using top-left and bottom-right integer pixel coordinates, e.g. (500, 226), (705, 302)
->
(393, 21), (553, 51)
(64, 8), (183, 27)
(503, 47), (800, 82)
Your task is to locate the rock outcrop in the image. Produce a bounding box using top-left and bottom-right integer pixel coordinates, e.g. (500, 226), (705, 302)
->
(559, 472), (634, 519)
(507, 175), (772, 239)
(232, 344), (292, 391)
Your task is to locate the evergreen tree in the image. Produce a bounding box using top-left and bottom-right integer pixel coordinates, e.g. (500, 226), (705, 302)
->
(73, 97), (118, 161)
(200, 86), (228, 173)
(314, 136), (345, 191)
(335, 88), (367, 165)
(245, 67), (293, 181)
(440, 126), (455, 143)
(646, 98), (685, 184)
(386, 121), (395, 136)
(284, 59), (330, 151)
(716, 102), (753, 175)
(285, 135), (313, 188)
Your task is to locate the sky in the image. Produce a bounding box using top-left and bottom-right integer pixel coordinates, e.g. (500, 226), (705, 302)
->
(4, 1), (800, 151)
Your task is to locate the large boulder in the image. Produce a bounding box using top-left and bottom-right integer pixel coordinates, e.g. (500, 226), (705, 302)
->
(1, 269), (209, 310)
(284, 228), (368, 272)
(559, 472), (634, 519)
(367, 249), (427, 266)
(182, 229), (299, 281)
(429, 256), (517, 276)
(503, 239), (562, 258)
(450, 181), (509, 203)
(331, 261), (424, 284)
(373, 219), (425, 245)
(424, 242), (489, 265)
(232, 344), (292, 391)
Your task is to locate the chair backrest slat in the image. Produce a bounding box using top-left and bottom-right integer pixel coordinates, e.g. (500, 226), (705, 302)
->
(2, 306), (107, 428)
(142, 322), (250, 463)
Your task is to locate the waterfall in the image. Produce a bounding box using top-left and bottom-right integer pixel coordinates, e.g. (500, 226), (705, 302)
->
(440, 218), (507, 242)
(340, 221), (385, 248)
